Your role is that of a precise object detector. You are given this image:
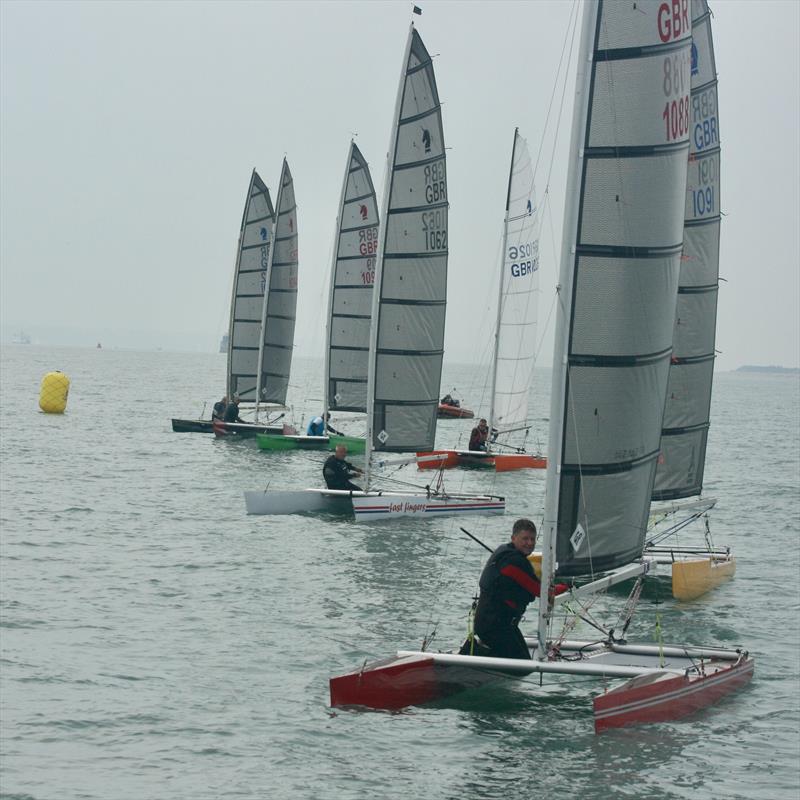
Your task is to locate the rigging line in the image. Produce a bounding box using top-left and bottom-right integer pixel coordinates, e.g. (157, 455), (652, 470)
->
(542, 0), (581, 195)
(531, 0), (580, 187)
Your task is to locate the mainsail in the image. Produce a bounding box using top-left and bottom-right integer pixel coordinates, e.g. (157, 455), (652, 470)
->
(489, 128), (540, 437)
(258, 159), (299, 406)
(324, 142), (379, 414)
(366, 25), (447, 454)
(653, 0), (720, 500)
(543, 0), (692, 579)
(226, 170), (276, 402)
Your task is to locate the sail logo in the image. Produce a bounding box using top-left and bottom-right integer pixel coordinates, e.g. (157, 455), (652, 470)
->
(509, 241), (539, 278)
(359, 204), (369, 220)
(527, 199), (533, 216)
(691, 42), (699, 76)
(570, 524), (586, 553)
(289, 217), (294, 233)
(259, 226), (270, 242)
(421, 128), (431, 153)
(657, 0), (689, 43)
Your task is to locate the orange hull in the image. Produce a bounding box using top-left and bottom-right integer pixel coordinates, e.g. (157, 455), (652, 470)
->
(436, 404), (475, 419)
(416, 450), (546, 471)
(493, 453), (547, 472)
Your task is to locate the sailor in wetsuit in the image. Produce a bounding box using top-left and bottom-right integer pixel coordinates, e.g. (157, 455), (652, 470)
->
(469, 418), (490, 451)
(212, 396), (228, 420)
(223, 395), (245, 424)
(323, 444), (363, 491)
(469, 518), (569, 659)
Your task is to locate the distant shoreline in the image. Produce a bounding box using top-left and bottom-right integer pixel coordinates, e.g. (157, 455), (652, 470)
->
(736, 365), (800, 375)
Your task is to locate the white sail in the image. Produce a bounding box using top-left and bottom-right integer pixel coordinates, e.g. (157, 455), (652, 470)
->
(541, 0), (692, 588)
(653, 0), (720, 500)
(324, 142), (379, 414)
(489, 129), (540, 436)
(258, 159), (298, 406)
(226, 170), (275, 402)
(366, 25), (447, 454)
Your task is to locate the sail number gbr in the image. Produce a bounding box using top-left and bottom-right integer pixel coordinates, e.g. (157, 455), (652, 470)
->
(422, 209), (447, 251)
(509, 241), (538, 278)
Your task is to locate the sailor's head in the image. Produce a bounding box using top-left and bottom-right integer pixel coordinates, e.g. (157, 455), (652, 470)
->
(335, 444), (347, 459)
(232, 394), (240, 404)
(478, 418), (488, 430)
(511, 518), (537, 555)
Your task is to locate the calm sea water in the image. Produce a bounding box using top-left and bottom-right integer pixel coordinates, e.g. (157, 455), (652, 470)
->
(1, 345), (798, 800)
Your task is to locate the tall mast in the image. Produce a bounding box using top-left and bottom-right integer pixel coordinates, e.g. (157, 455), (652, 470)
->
(255, 159), (286, 422)
(322, 142), (354, 425)
(488, 128), (519, 437)
(536, 0), (597, 658)
(364, 23), (415, 491)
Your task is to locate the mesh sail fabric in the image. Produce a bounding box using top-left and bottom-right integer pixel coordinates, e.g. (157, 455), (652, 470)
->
(554, 0), (691, 577)
(259, 159), (299, 405)
(370, 28), (447, 453)
(653, 0), (721, 500)
(327, 143), (379, 412)
(227, 171), (275, 402)
(491, 130), (540, 435)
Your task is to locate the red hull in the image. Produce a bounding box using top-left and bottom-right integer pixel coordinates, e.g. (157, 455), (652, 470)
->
(330, 654), (441, 709)
(330, 653), (509, 710)
(415, 450), (546, 472)
(593, 657), (754, 731)
(437, 404), (474, 419)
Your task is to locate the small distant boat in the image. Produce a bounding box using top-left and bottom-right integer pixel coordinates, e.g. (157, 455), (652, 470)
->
(12, 331), (31, 345)
(436, 403), (474, 419)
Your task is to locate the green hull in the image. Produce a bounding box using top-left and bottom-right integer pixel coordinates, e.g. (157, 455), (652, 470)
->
(256, 433), (365, 454)
(327, 435), (366, 454)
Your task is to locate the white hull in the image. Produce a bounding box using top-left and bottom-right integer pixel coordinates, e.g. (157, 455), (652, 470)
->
(351, 493), (505, 520)
(244, 488), (505, 521)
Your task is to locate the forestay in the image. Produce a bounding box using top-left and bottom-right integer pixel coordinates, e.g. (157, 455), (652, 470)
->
(367, 26), (447, 453)
(545, 0), (692, 577)
(325, 142), (379, 414)
(653, 0), (720, 500)
(258, 159), (299, 405)
(489, 129), (540, 435)
(226, 171), (276, 402)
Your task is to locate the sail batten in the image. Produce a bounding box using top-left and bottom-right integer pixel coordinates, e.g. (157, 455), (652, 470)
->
(544, 0), (692, 580)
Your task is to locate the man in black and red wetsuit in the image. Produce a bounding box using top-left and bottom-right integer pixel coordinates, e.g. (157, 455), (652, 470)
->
(472, 518), (569, 660)
(323, 444), (363, 491)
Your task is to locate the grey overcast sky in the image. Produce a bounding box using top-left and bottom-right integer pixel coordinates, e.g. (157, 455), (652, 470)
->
(1, 0), (798, 371)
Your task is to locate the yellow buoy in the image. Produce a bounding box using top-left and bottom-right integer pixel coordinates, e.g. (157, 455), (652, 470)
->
(39, 371), (70, 413)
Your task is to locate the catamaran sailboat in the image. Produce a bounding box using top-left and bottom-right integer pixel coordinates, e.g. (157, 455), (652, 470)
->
(254, 141), (377, 455)
(172, 161), (299, 437)
(245, 25), (505, 521)
(417, 129), (545, 472)
(330, 0), (751, 727)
